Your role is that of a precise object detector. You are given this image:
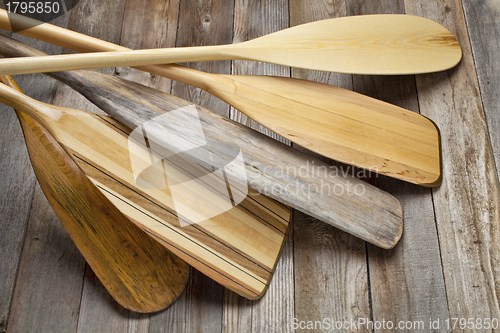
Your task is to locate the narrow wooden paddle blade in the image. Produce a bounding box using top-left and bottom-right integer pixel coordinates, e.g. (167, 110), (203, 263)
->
(0, 82), (291, 300)
(0, 35), (403, 249)
(212, 74), (443, 187)
(235, 14), (462, 74)
(0, 76), (190, 313)
(0, 13), (461, 75)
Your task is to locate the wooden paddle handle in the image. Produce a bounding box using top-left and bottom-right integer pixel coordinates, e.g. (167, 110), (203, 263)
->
(0, 80), (45, 120)
(0, 10), (213, 88)
(0, 45), (237, 76)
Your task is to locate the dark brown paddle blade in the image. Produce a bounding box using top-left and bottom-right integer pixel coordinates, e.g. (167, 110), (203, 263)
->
(1, 76), (190, 313)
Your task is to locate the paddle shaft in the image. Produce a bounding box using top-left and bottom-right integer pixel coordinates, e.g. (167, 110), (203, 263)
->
(0, 76), (189, 313)
(0, 12), (461, 75)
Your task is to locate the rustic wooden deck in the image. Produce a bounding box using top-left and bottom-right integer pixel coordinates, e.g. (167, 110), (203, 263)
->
(1, 0), (499, 332)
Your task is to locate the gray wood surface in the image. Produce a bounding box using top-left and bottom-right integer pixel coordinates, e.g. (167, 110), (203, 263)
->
(344, 1), (450, 331)
(1, 0), (499, 332)
(0, 9), (73, 332)
(288, 2), (371, 332)
(406, 1), (500, 329)
(461, 0), (500, 175)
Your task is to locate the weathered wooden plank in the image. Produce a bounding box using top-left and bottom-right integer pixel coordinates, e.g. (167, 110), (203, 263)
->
(289, 2), (371, 331)
(352, 73), (450, 331)
(293, 211), (370, 332)
(344, 1), (450, 330)
(115, 0), (180, 92)
(222, 236), (294, 333)
(148, 268), (224, 333)
(461, 0), (500, 176)
(0, 9), (72, 330)
(6, 185), (85, 333)
(0, 84), (34, 333)
(59, 0), (126, 115)
(169, 0), (232, 326)
(172, 0), (234, 117)
(405, 0), (500, 328)
(367, 182), (449, 331)
(230, 0), (290, 143)
(76, 267), (149, 333)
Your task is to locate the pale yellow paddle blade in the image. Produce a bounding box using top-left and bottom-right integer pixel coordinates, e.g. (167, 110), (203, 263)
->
(239, 14), (462, 74)
(212, 74), (442, 186)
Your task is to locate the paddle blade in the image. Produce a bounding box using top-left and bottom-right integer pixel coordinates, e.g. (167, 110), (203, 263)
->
(235, 14), (462, 74)
(212, 74), (442, 186)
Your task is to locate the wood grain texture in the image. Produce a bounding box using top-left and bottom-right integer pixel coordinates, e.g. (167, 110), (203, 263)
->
(0, 97), (35, 333)
(116, 0), (179, 92)
(230, 0), (290, 141)
(405, 0), (500, 328)
(349, 70), (450, 331)
(113, 0), (210, 330)
(3, 0), (189, 317)
(75, 267), (150, 333)
(172, 0), (234, 118)
(12, 107), (190, 313)
(47, 69), (403, 248)
(2, 72), (189, 315)
(5, 184), (85, 333)
(0, 26), (405, 248)
(222, 2), (295, 332)
(0, 9), (443, 186)
(1, 0), (499, 331)
(461, 0), (500, 175)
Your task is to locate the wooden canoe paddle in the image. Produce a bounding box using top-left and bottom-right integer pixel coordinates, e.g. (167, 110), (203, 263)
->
(0, 10), (442, 186)
(0, 14), (461, 75)
(0, 76), (190, 313)
(0, 81), (291, 300)
(0, 34), (403, 249)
